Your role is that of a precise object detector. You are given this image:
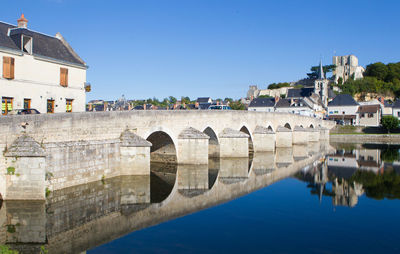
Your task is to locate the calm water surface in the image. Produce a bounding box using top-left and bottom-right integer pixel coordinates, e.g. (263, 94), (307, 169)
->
(2, 142), (400, 253)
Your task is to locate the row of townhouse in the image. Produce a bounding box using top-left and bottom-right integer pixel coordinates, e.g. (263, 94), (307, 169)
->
(247, 96), (322, 118)
(87, 97), (231, 112)
(0, 15), (89, 115)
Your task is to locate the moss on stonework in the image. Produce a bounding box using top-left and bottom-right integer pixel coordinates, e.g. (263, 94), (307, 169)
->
(6, 167), (15, 175)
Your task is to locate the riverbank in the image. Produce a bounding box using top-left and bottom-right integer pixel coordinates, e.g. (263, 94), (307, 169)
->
(330, 133), (400, 144)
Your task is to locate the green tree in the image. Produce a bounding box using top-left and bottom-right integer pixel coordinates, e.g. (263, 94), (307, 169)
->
(381, 116), (399, 133)
(229, 100), (246, 110)
(337, 77), (343, 85)
(224, 97), (233, 102)
(168, 96), (177, 104)
(0, 245), (18, 254)
(307, 64), (336, 79)
(181, 96), (191, 104)
(365, 62), (389, 81)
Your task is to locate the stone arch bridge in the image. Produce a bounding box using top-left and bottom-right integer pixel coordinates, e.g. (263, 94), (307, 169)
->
(0, 111), (335, 200)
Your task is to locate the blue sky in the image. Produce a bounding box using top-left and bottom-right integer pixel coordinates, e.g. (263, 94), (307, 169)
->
(2, 0), (400, 101)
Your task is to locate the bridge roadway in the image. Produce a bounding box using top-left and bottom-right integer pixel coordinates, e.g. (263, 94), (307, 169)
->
(0, 142), (334, 254)
(0, 111), (335, 200)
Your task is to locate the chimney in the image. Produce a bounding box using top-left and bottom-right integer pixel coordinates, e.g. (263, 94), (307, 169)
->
(195, 102), (199, 109)
(143, 104), (146, 110)
(274, 96), (280, 104)
(17, 14), (28, 28)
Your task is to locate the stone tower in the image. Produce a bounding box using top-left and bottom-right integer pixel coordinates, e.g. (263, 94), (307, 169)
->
(314, 60), (329, 107)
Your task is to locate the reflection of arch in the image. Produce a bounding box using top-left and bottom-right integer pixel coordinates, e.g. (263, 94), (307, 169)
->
(203, 127), (220, 158)
(267, 125), (274, 132)
(284, 123), (292, 130)
(146, 131), (177, 164)
(150, 163), (177, 203)
(240, 126), (253, 156)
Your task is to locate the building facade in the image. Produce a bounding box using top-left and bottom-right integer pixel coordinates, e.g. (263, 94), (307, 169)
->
(0, 15), (88, 115)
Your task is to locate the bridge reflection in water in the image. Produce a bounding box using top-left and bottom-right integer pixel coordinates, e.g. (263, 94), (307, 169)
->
(0, 142), (333, 254)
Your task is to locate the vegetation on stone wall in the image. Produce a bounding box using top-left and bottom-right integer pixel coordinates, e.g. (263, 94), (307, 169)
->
(0, 245), (18, 254)
(267, 82), (290, 89)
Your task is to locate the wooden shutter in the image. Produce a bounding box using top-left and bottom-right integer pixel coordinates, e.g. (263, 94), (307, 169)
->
(60, 68), (68, 87)
(3, 57), (11, 79)
(10, 57), (14, 79)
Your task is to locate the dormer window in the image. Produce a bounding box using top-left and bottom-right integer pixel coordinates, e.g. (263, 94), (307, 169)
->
(22, 35), (32, 54)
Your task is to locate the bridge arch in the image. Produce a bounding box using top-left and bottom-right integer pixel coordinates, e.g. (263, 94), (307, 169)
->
(203, 127), (220, 158)
(284, 123), (292, 130)
(146, 131), (177, 164)
(240, 125), (254, 156)
(309, 124), (314, 128)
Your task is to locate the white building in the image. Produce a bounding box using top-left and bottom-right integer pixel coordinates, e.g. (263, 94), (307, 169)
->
(247, 97), (275, 112)
(327, 94), (359, 125)
(0, 14), (88, 115)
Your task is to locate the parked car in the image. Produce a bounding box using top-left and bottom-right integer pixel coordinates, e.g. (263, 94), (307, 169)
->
(208, 105), (231, 110)
(8, 108), (40, 115)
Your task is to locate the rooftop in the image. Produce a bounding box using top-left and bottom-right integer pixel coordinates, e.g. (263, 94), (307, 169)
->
(328, 94), (358, 107)
(0, 16), (85, 67)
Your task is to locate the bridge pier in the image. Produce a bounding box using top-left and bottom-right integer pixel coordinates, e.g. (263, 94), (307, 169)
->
(120, 130), (152, 175)
(276, 126), (293, 148)
(252, 152), (275, 175)
(292, 126), (308, 145)
(120, 175), (150, 205)
(219, 157), (249, 183)
(308, 127), (320, 142)
(177, 164), (209, 195)
(3, 135), (46, 200)
(293, 145), (309, 161)
(177, 128), (209, 165)
(275, 147), (293, 167)
(219, 128), (249, 158)
(252, 126), (275, 152)
(319, 127), (330, 141)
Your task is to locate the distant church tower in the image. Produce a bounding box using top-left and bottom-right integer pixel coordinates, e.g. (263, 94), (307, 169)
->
(314, 60), (329, 107)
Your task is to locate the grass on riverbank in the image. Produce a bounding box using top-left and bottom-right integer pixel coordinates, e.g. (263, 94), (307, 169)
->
(330, 125), (400, 135)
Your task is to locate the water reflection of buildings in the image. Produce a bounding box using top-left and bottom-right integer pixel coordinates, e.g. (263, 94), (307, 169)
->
(299, 145), (399, 208)
(0, 143), (332, 254)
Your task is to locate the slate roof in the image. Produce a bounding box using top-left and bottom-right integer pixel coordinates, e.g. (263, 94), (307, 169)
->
(248, 97), (275, 107)
(327, 94), (358, 106)
(287, 88), (314, 98)
(392, 99), (400, 109)
(198, 103), (211, 110)
(275, 99), (291, 108)
(275, 98), (309, 108)
(0, 21), (85, 66)
(196, 97), (211, 104)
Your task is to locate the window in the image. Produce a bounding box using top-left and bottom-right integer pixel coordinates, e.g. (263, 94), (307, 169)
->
(66, 99), (73, 112)
(361, 113), (365, 117)
(368, 113), (374, 118)
(2, 97), (13, 115)
(60, 68), (68, 87)
(23, 98), (31, 109)
(334, 111), (338, 114)
(47, 100), (54, 113)
(3, 56), (15, 79)
(398, 112), (400, 117)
